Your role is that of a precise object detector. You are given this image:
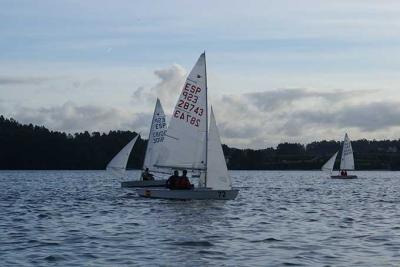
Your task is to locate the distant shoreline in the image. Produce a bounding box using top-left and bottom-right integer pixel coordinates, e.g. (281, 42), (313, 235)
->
(1, 115), (400, 171)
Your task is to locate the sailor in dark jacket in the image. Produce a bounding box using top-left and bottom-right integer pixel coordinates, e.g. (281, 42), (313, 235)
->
(166, 170), (179, 189)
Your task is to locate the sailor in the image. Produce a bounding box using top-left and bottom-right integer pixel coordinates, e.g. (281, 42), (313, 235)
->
(344, 170), (347, 176)
(176, 170), (192, 190)
(141, 168), (154, 181)
(340, 170), (345, 176)
(166, 170), (179, 189)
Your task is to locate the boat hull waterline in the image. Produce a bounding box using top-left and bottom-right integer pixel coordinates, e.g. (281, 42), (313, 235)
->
(136, 188), (239, 200)
(330, 175), (358, 179)
(121, 180), (167, 188)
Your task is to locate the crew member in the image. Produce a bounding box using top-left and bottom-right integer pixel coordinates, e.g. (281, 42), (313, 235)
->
(166, 170), (179, 189)
(141, 168), (154, 181)
(176, 169), (192, 190)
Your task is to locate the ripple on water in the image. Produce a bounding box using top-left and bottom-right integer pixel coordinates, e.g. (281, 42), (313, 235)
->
(250, 237), (283, 243)
(173, 241), (214, 247)
(44, 255), (65, 262)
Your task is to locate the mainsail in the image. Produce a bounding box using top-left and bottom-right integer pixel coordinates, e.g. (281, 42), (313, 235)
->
(143, 98), (167, 172)
(340, 133), (355, 170)
(321, 151), (338, 173)
(156, 53), (208, 170)
(205, 107), (232, 190)
(106, 134), (139, 174)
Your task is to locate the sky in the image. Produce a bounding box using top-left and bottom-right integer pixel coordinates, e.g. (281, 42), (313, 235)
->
(1, 0), (400, 148)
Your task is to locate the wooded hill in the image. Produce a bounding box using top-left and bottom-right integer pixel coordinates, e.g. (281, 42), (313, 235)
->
(1, 116), (400, 170)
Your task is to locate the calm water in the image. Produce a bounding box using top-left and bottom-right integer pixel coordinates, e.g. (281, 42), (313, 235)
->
(1, 170), (400, 266)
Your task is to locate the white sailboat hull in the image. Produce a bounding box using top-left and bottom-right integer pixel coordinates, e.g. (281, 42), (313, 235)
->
(136, 188), (239, 200)
(330, 175), (358, 179)
(121, 180), (167, 188)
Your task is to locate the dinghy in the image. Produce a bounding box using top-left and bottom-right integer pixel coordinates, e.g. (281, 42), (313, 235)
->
(137, 53), (239, 200)
(107, 99), (169, 187)
(328, 133), (357, 179)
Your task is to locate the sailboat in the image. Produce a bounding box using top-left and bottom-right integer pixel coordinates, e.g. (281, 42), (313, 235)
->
(323, 133), (357, 179)
(107, 99), (169, 187)
(136, 53), (239, 200)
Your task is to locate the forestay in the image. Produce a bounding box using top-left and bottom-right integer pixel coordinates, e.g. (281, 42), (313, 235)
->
(143, 98), (167, 172)
(156, 53), (208, 170)
(340, 133), (355, 170)
(321, 151), (338, 173)
(206, 108), (232, 190)
(106, 134), (139, 174)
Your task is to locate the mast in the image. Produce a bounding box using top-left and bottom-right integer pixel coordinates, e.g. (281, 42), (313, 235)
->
(204, 51), (208, 187)
(142, 98), (159, 170)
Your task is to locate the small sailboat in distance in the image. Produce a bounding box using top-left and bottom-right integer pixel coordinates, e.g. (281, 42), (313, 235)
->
(329, 133), (357, 179)
(136, 52), (239, 200)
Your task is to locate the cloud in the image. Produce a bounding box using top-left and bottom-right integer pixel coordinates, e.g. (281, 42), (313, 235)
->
(132, 64), (187, 111)
(289, 101), (400, 132)
(244, 88), (371, 112)
(12, 101), (151, 134)
(0, 76), (50, 85)
(212, 88), (400, 147)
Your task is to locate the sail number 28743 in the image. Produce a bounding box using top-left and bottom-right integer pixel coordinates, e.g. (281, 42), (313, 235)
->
(174, 82), (204, 127)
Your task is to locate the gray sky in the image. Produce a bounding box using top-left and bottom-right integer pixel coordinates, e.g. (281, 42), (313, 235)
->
(1, 0), (400, 148)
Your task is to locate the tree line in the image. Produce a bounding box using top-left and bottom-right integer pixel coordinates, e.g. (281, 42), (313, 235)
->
(1, 115), (400, 170)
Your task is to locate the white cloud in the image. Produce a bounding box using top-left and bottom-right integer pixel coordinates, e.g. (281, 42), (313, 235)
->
(132, 64), (187, 112)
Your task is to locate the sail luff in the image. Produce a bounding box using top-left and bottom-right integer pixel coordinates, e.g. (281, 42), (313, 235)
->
(204, 52), (209, 187)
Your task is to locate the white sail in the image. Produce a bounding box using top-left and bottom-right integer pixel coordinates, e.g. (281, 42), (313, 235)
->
(340, 133), (355, 170)
(321, 151), (338, 173)
(143, 98), (167, 172)
(206, 107), (232, 190)
(106, 134), (139, 174)
(156, 53), (208, 170)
